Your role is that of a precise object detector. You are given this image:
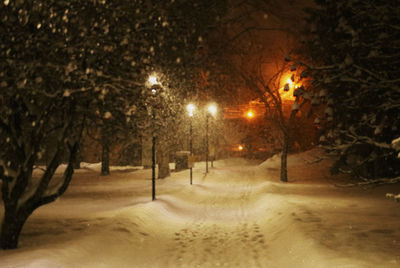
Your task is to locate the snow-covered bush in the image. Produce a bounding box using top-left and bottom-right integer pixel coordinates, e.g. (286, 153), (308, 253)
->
(392, 137), (400, 158)
(386, 193), (400, 203)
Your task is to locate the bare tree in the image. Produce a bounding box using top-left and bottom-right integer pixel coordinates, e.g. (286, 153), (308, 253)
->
(0, 89), (88, 249)
(236, 55), (313, 181)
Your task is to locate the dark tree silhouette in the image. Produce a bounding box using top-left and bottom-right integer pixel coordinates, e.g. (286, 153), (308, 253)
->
(298, 0), (400, 179)
(0, 0), (228, 249)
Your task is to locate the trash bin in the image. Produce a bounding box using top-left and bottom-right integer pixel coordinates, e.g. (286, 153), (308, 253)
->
(175, 151), (190, 171)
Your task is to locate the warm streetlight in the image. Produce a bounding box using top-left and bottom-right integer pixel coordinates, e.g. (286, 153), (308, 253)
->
(206, 103), (217, 173)
(148, 75), (159, 85)
(186, 103), (195, 117)
(280, 74), (300, 101)
(186, 103), (196, 184)
(208, 104), (217, 116)
(286, 78), (293, 88)
(246, 110), (254, 119)
(238, 144), (244, 157)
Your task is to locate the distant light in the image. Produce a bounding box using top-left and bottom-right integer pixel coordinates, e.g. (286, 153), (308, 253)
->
(246, 111), (254, 118)
(186, 103), (196, 117)
(208, 104), (217, 116)
(151, 88), (157, 95)
(238, 145), (244, 151)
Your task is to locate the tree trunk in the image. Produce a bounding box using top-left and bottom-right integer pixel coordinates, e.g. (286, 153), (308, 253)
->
(0, 208), (31, 249)
(158, 148), (170, 179)
(73, 147), (81, 169)
(280, 107), (299, 182)
(101, 142), (110, 175)
(280, 132), (289, 182)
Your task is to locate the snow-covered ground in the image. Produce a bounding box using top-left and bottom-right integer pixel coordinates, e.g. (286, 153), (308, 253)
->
(1, 149), (400, 267)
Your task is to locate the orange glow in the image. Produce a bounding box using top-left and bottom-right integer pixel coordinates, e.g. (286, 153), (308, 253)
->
(223, 100), (265, 119)
(280, 74), (299, 101)
(246, 110), (254, 118)
(238, 145), (244, 151)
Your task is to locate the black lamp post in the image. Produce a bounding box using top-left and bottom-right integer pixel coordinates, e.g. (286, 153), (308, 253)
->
(148, 75), (160, 201)
(151, 108), (156, 201)
(206, 104), (217, 174)
(186, 104), (195, 184)
(206, 113), (209, 173)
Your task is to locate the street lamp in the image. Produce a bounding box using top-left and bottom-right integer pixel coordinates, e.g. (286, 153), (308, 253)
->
(206, 103), (217, 173)
(186, 103), (195, 184)
(148, 75), (158, 85)
(246, 110), (255, 119)
(148, 74), (160, 201)
(208, 104), (217, 116)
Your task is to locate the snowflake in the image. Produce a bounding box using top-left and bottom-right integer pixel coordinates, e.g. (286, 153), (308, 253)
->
(104, 111), (112, 119)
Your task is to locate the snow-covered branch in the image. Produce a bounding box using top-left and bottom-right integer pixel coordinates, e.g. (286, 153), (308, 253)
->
(353, 64), (382, 81)
(335, 177), (400, 188)
(346, 129), (392, 150)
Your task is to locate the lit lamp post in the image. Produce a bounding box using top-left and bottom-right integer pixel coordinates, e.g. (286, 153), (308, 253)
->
(206, 104), (217, 173)
(148, 74), (160, 201)
(186, 103), (195, 184)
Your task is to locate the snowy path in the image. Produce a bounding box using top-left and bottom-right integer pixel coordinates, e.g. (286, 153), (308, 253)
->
(162, 166), (269, 267)
(1, 152), (400, 267)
